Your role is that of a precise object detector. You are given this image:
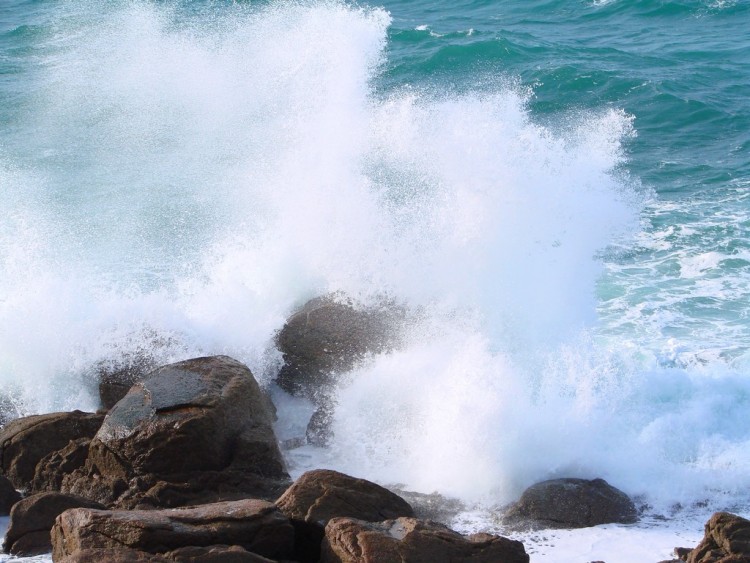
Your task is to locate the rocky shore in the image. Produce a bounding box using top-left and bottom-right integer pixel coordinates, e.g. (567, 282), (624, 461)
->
(0, 296), (746, 562)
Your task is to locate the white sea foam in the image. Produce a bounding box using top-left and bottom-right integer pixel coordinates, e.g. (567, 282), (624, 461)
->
(2, 0), (748, 527)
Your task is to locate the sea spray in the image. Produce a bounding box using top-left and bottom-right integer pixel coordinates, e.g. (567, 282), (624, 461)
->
(9, 0), (742, 516)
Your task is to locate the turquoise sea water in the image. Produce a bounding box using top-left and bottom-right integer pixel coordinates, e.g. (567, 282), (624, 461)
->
(2, 0), (750, 515)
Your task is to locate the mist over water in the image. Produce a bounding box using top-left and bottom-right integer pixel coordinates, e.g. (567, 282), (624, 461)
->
(2, 0), (749, 516)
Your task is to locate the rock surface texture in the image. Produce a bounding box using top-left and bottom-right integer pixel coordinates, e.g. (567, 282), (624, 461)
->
(31, 438), (91, 494)
(57, 546), (170, 562)
(321, 517), (530, 563)
(276, 469), (414, 561)
(2, 492), (104, 556)
(675, 512), (750, 563)
(61, 355), (290, 508)
(0, 411), (104, 490)
(51, 499), (295, 561)
(503, 477), (638, 529)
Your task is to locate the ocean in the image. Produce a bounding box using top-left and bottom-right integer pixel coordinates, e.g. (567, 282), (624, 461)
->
(1, 0), (749, 560)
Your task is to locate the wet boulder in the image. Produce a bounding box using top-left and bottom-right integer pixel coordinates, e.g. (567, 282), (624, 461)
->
(276, 469), (414, 561)
(503, 478), (638, 530)
(2, 491), (104, 556)
(321, 517), (529, 563)
(675, 512), (750, 563)
(275, 295), (404, 405)
(62, 355), (289, 508)
(0, 411), (104, 490)
(51, 499), (295, 561)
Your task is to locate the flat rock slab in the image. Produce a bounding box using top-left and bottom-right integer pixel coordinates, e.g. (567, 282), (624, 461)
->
(3, 492), (104, 556)
(57, 547), (170, 562)
(321, 517), (529, 563)
(58, 545), (276, 562)
(52, 498), (295, 561)
(503, 478), (638, 529)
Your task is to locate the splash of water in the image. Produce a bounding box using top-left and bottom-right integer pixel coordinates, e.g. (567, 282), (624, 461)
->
(9, 0), (744, 513)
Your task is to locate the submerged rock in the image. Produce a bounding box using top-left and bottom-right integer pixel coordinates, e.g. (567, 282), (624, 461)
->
(503, 477), (638, 530)
(277, 469), (414, 561)
(2, 491), (104, 556)
(321, 517), (529, 563)
(0, 411), (104, 490)
(275, 295), (404, 405)
(63, 355), (290, 508)
(51, 499), (295, 561)
(675, 511), (750, 563)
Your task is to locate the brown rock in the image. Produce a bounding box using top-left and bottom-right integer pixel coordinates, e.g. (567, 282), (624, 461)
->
(94, 355), (283, 475)
(321, 517), (529, 563)
(51, 499), (294, 561)
(277, 469), (414, 523)
(503, 478), (638, 530)
(116, 470), (290, 510)
(2, 491), (104, 556)
(62, 356), (290, 508)
(275, 295), (404, 405)
(166, 544), (276, 562)
(0, 411), (104, 490)
(683, 512), (750, 563)
(276, 469), (414, 561)
(31, 438), (91, 493)
(57, 547), (169, 562)
(0, 473), (21, 515)
(58, 545), (274, 562)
